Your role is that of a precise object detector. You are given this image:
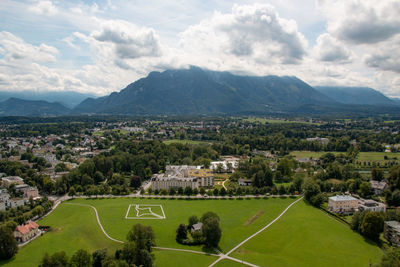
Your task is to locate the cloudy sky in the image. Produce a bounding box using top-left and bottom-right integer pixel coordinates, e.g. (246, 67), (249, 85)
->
(1, 0), (400, 97)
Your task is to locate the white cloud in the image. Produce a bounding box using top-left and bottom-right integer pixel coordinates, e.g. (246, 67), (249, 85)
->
(313, 33), (352, 63)
(29, 0), (58, 16)
(180, 3), (308, 65)
(318, 0), (400, 44)
(91, 20), (162, 59)
(364, 36), (400, 73)
(0, 31), (58, 63)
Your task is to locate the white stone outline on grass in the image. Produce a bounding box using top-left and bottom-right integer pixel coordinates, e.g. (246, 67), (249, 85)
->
(125, 204), (166, 219)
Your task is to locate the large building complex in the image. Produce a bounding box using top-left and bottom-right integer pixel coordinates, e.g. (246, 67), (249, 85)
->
(328, 195), (358, 214)
(151, 165), (214, 191)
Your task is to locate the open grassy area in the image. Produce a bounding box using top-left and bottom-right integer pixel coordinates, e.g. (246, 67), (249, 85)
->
(71, 197), (295, 252)
(357, 152), (400, 163)
(163, 139), (210, 145)
(3, 204), (120, 267)
(290, 151), (341, 159)
(231, 201), (382, 267)
(3, 197), (383, 267)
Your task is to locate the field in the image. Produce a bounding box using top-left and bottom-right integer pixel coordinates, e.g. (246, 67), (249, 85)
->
(231, 201), (382, 267)
(243, 117), (319, 125)
(163, 139), (211, 145)
(356, 152), (400, 163)
(290, 151), (341, 159)
(3, 197), (383, 267)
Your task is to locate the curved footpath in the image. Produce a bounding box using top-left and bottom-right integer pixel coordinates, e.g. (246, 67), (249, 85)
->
(63, 196), (303, 267)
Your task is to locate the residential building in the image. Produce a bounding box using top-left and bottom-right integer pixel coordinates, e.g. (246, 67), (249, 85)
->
(15, 184), (39, 200)
(14, 221), (40, 243)
(384, 221), (400, 246)
(238, 178), (252, 186)
(370, 180), (388, 195)
(358, 199), (386, 212)
(0, 189), (10, 202)
(328, 195), (358, 214)
(9, 198), (25, 208)
(191, 222), (203, 234)
(1, 176), (24, 187)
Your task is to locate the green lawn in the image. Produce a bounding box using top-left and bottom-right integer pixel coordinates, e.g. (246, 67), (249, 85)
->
(290, 151), (341, 159)
(163, 139), (210, 145)
(3, 197), (383, 267)
(70, 197), (295, 252)
(357, 152), (400, 162)
(153, 250), (216, 267)
(231, 201), (382, 267)
(3, 204), (120, 267)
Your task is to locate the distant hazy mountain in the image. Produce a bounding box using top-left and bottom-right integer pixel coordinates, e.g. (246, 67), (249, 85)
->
(75, 66), (335, 115)
(0, 98), (70, 116)
(0, 91), (97, 108)
(315, 86), (396, 106)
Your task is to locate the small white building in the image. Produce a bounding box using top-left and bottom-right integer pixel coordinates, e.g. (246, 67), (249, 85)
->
(238, 178), (252, 186)
(370, 180), (388, 195)
(328, 195), (358, 214)
(9, 198), (25, 209)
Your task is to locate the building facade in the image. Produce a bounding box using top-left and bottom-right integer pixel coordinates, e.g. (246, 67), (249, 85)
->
(14, 221), (40, 243)
(384, 221), (400, 246)
(328, 195), (358, 214)
(151, 165), (214, 191)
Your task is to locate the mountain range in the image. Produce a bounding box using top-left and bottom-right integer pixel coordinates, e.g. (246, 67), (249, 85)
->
(0, 67), (399, 116)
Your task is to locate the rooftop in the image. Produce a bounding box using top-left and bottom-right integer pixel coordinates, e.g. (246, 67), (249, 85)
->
(329, 195), (358, 201)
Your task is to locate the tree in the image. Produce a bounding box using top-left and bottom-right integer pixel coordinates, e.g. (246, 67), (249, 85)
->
(188, 215), (199, 228)
(201, 212), (220, 223)
(202, 217), (222, 248)
(130, 175), (142, 189)
(39, 251), (69, 267)
(219, 187), (226, 196)
(92, 249), (108, 267)
(278, 185), (286, 195)
(70, 249), (91, 267)
(351, 210), (367, 232)
(381, 248), (400, 267)
(310, 193), (325, 207)
(176, 224), (187, 241)
(0, 225), (18, 260)
(361, 212), (384, 241)
(302, 179), (321, 202)
(68, 186), (76, 197)
(184, 186), (193, 196)
(359, 182), (372, 198)
(371, 168), (384, 181)
(126, 224), (155, 252)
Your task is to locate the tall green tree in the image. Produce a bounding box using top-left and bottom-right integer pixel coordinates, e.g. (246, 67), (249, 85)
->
(0, 225), (18, 260)
(202, 217), (222, 248)
(361, 212), (384, 241)
(70, 249), (91, 267)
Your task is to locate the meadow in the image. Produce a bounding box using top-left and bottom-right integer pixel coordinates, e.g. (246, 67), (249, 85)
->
(231, 201), (382, 267)
(290, 151), (341, 159)
(2, 197), (383, 267)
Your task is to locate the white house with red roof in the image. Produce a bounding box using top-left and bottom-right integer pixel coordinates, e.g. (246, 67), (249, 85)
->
(14, 221), (40, 243)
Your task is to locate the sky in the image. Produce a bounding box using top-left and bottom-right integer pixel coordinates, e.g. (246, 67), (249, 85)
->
(0, 0), (399, 97)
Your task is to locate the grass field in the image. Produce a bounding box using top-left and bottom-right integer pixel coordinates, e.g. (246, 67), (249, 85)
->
(3, 197), (383, 267)
(290, 151), (341, 159)
(3, 204), (120, 267)
(357, 152), (400, 163)
(231, 201), (382, 267)
(163, 139), (210, 145)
